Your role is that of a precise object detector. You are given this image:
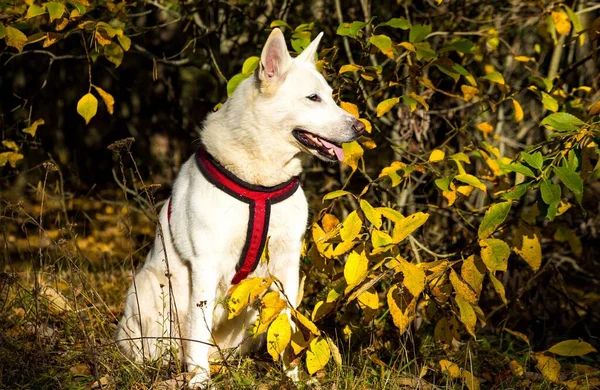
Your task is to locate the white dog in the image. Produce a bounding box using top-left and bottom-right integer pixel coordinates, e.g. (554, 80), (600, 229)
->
(116, 28), (365, 388)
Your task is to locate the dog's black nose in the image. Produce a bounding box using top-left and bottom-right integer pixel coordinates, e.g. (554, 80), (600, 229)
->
(353, 120), (366, 136)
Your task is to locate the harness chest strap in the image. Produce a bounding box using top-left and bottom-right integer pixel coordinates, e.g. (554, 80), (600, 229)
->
(167, 148), (300, 285)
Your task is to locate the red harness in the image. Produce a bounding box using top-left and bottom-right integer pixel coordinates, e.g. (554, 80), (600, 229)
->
(168, 148), (300, 285)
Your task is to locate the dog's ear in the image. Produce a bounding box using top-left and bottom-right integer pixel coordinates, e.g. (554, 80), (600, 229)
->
(259, 28), (292, 83)
(295, 32), (324, 64)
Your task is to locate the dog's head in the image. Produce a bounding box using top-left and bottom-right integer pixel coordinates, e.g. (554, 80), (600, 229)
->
(253, 28), (365, 162)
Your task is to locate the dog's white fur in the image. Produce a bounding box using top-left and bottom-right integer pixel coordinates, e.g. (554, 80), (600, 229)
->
(116, 29), (361, 388)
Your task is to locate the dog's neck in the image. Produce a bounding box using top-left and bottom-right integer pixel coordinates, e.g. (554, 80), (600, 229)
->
(200, 89), (303, 187)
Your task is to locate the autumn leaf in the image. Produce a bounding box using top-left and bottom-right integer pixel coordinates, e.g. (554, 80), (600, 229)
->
(548, 340), (597, 356)
(391, 212), (429, 243)
(344, 250), (368, 287)
(340, 210), (362, 242)
(477, 122), (494, 136)
(266, 313), (291, 361)
(512, 98), (524, 122)
(360, 199), (382, 228)
(512, 224), (542, 271)
(6, 26), (28, 53)
(461, 85), (479, 101)
(227, 277), (271, 318)
(429, 149), (445, 162)
(357, 288), (379, 310)
(46, 2), (65, 22)
(376, 97), (400, 117)
(478, 201), (512, 239)
(340, 101), (359, 118)
(253, 291), (286, 335)
(77, 93), (98, 124)
(342, 141), (363, 171)
(551, 10), (571, 36)
(387, 284), (417, 334)
(450, 269), (478, 304)
(479, 238), (510, 272)
(93, 86), (115, 115)
(455, 297), (477, 337)
(534, 353), (561, 383)
(306, 337), (331, 374)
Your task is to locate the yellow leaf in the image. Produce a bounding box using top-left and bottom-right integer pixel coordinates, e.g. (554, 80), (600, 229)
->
(0, 152), (22, 168)
(95, 30), (112, 46)
(357, 288), (379, 310)
(429, 149), (445, 162)
(455, 174), (486, 193)
(534, 353), (561, 383)
(548, 340), (597, 357)
(118, 35), (131, 51)
(227, 277), (271, 318)
(291, 309), (320, 336)
(387, 284), (417, 334)
(514, 55), (534, 62)
(377, 207), (405, 223)
(450, 269), (478, 304)
(332, 239), (355, 256)
(43, 32), (62, 48)
(360, 199), (382, 228)
(551, 10), (571, 36)
(358, 118), (372, 133)
(266, 313), (291, 361)
(378, 161), (406, 187)
(391, 212), (429, 243)
(2, 140), (19, 151)
(93, 85), (115, 115)
(504, 328), (530, 346)
(306, 337), (331, 374)
(321, 213), (340, 233)
(488, 272), (507, 304)
(461, 85), (479, 102)
(339, 64), (362, 74)
(554, 226), (582, 257)
(254, 291), (286, 335)
(479, 238), (510, 272)
(589, 100), (600, 115)
(340, 101), (359, 118)
(6, 26), (28, 53)
(77, 93), (98, 125)
(512, 224), (542, 271)
(512, 98), (523, 122)
(398, 259), (425, 297)
(344, 250), (368, 286)
(442, 190), (457, 207)
(461, 369), (480, 390)
(312, 223), (333, 258)
(371, 229), (393, 249)
(290, 330), (309, 355)
(311, 300), (335, 322)
(455, 297), (477, 337)
(482, 71), (505, 85)
(509, 360), (524, 377)
(461, 255), (485, 295)
(340, 210), (362, 242)
(376, 97), (400, 117)
(439, 359), (461, 378)
(409, 92), (429, 111)
(325, 337), (342, 368)
(477, 122), (494, 136)
(342, 141), (363, 171)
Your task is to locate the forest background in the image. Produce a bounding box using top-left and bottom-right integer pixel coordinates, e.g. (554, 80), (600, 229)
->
(1, 0), (600, 388)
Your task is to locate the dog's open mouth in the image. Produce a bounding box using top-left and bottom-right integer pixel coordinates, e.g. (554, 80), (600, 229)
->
(293, 129), (344, 161)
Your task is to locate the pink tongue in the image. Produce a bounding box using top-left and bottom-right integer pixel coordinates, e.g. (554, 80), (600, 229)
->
(320, 139), (345, 161)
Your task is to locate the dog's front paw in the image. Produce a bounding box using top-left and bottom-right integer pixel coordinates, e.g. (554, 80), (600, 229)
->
(187, 367), (211, 389)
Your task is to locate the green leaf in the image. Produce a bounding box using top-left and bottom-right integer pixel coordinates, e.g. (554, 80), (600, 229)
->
(414, 42), (437, 60)
(118, 35), (131, 51)
(409, 24), (431, 43)
(435, 176), (452, 191)
(337, 21), (368, 38)
(227, 73), (251, 97)
(77, 93), (98, 125)
(521, 151), (543, 171)
(0, 23), (6, 40)
(540, 112), (585, 131)
(26, 4), (46, 18)
(499, 161), (536, 178)
(564, 6), (585, 45)
(540, 179), (561, 205)
(440, 39), (474, 54)
(377, 17), (410, 30)
(242, 56), (260, 74)
(291, 38), (310, 53)
(541, 92), (558, 112)
(46, 2), (65, 22)
(270, 20), (290, 29)
(478, 201), (512, 239)
(553, 166), (583, 204)
(501, 182), (531, 200)
(455, 174), (486, 192)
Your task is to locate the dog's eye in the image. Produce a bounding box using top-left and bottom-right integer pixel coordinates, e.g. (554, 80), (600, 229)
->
(307, 94), (321, 102)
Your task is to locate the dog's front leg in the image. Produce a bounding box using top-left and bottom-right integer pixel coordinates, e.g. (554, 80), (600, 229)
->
(186, 266), (218, 389)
